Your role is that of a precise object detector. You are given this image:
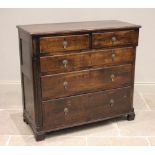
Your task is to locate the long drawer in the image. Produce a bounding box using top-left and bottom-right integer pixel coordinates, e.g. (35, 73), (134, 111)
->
(43, 87), (132, 131)
(92, 30), (138, 48)
(40, 47), (135, 75)
(41, 64), (132, 100)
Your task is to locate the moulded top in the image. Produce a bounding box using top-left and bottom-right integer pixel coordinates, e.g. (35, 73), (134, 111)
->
(17, 20), (141, 35)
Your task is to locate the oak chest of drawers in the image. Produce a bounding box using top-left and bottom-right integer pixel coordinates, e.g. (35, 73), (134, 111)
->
(17, 20), (141, 141)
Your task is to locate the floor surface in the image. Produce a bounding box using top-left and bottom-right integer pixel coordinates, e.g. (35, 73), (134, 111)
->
(0, 84), (155, 146)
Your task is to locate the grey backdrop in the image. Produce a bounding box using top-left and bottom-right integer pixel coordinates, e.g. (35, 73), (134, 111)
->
(0, 9), (155, 83)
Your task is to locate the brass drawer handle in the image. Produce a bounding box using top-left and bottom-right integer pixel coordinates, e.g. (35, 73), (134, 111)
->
(110, 74), (115, 82)
(109, 99), (114, 107)
(63, 40), (68, 49)
(64, 107), (69, 115)
(62, 59), (68, 68)
(112, 53), (116, 61)
(63, 81), (68, 89)
(112, 36), (117, 42)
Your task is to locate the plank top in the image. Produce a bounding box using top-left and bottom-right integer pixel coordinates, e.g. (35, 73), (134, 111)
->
(17, 20), (141, 35)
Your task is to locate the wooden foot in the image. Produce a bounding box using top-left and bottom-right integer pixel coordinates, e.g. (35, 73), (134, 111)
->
(127, 112), (135, 121)
(35, 132), (45, 141)
(23, 117), (29, 124)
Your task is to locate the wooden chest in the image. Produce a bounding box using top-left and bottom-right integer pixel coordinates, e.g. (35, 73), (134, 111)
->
(17, 20), (141, 141)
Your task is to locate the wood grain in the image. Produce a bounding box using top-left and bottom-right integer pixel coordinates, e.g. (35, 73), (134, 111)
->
(40, 34), (89, 54)
(17, 20), (140, 141)
(40, 47), (135, 75)
(92, 30), (139, 48)
(41, 64), (132, 100)
(43, 87), (132, 130)
(17, 20), (141, 35)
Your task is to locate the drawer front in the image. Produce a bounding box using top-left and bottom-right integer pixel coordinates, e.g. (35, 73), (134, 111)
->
(40, 34), (89, 54)
(41, 64), (132, 100)
(40, 47), (135, 75)
(92, 30), (138, 48)
(43, 87), (132, 130)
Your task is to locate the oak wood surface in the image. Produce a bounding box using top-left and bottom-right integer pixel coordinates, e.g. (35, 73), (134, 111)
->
(92, 30), (139, 48)
(17, 20), (140, 141)
(40, 34), (89, 54)
(17, 20), (141, 35)
(43, 87), (132, 130)
(40, 47), (135, 75)
(41, 64), (132, 100)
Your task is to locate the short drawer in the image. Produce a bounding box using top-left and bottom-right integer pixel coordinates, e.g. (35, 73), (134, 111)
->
(43, 87), (132, 131)
(40, 34), (89, 54)
(40, 47), (135, 75)
(41, 64), (132, 100)
(92, 30), (139, 48)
